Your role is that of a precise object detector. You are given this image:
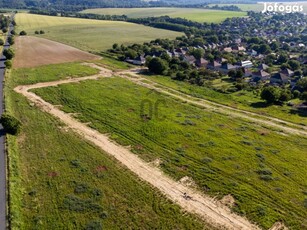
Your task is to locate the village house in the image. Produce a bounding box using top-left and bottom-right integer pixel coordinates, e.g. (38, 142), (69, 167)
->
(281, 68), (294, 77)
(207, 61), (221, 70)
(218, 63), (237, 74)
(270, 73), (290, 85)
(183, 55), (196, 65)
(258, 63), (269, 70)
(195, 58), (209, 68)
(251, 70), (271, 83)
(239, 60), (253, 68)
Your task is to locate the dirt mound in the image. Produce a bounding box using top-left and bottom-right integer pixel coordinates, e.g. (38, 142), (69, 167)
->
(13, 36), (99, 68)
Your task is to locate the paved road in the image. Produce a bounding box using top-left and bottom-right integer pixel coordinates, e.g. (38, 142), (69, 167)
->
(0, 17), (14, 230)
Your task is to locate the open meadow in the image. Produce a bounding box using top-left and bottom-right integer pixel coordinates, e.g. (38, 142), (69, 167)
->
(5, 63), (206, 229)
(15, 13), (183, 51)
(81, 7), (247, 23)
(29, 67), (307, 229)
(210, 2), (307, 13)
(145, 74), (307, 126)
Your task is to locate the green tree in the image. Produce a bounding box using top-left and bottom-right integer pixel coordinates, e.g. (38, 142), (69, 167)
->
(7, 36), (14, 45)
(279, 90), (291, 102)
(0, 113), (22, 135)
(148, 57), (168, 75)
(19, 30), (27, 36)
(301, 92), (307, 101)
(3, 49), (15, 60)
(288, 60), (300, 71)
(0, 38), (3, 46)
(4, 60), (12, 69)
(297, 78), (307, 91)
(192, 48), (204, 60)
(261, 86), (281, 104)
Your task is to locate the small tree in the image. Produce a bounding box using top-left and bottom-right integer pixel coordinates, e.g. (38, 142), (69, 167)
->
(279, 90), (291, 102)
(0, 113), (21, 135)
(0, 38), (3, 46)
(301, 92), (307, 102)
(19, 30), (27, 36)
(4, 60), (12, 69)
(148, 57), (168, 75)
(39, 30), (45, 34)
(3, 49), (15, 60)
(35, 30), (39, 35)
(11, 30), (16, 35)
(7, 36), (14, 45)
(261, 86), (281, 104)
(2, 27), (8, 33)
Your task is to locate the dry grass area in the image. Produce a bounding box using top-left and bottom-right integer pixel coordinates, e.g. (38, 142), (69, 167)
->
(13, 36), (99, 68)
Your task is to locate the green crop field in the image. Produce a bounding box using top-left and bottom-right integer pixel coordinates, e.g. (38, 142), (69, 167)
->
(30, 71), (307, 229)
(15, 13), (183, 51)
(81, 7), (247, 23)
(5, 63), (206, 229)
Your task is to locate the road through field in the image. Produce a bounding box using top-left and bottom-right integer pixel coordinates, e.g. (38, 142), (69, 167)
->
(117, 68), (307, 137)
(14, 65), (261, 230)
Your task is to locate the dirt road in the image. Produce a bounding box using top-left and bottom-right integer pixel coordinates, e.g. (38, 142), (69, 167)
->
(117, 69), (307, 137)
(14, 65), (261, 230)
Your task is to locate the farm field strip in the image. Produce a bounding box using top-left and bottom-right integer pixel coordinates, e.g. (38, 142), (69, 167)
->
(117, 69), (307, 137)
(14, 65), (260, 230)
(80, 7), (247, 23)
(15, 13), (183, 51)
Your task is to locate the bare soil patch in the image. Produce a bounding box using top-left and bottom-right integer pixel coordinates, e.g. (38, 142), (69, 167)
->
(13, 36), (99, 68)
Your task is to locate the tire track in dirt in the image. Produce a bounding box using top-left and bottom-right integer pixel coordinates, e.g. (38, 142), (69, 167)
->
(117, 68), (307, 137)
(14, 65), (260, 230)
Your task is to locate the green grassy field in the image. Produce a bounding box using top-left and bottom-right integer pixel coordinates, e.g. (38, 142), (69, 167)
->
(210, 2), (307, 13)
(81, 7), (247, 23)
(15, 13), (183, 51)
(143, 74), (307, 126)
(30, 71), (307, 229)
(5, 63), (207, 229)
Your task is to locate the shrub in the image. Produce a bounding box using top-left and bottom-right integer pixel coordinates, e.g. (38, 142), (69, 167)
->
(7, 36), (14, 45)
(19, 30), (27, 36)
(257, 168), (272, 175)
(3, 48), (15, 60)
(40, 30), (45, 34)
(0, 113), (22, 135)
(0, 38), (3, 46)
(74, 183), (88, 194)
(85, 220), (102, 230)
(4, 60), (12, 69)
(35, 31), (39, 34)
(259, 175), (273, 181)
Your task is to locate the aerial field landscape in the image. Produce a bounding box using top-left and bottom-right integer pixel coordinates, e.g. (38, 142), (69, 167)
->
(1, 0), (307, 229)
(81, 7), (247, 23)
(15, 13), (183, 51)
(29, 70), (307, 229)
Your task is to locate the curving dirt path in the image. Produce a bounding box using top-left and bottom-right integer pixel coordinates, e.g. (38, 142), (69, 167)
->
(117, 68), (307, 137)
(14, 65), (261, 230)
